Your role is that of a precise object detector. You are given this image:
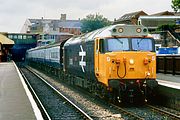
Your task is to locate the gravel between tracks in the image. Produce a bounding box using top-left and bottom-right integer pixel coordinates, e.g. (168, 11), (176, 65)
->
(28, 67), (124, 120)
(27, 66), (180, 120)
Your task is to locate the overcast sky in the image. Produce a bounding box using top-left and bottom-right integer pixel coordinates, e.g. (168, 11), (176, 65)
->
(0, 0), (173, 33)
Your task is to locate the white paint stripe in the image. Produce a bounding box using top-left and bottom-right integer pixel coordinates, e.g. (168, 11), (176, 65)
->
(13, 61), (43, 120)
(79, 52), (86, 56)
(79, 61), (86, 66)
(81, 66), (85, 72)
(157, 79), (180, 90)
(80, 45), (83, 52)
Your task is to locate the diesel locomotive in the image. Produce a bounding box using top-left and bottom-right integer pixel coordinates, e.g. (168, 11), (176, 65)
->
(26, 24), (158, 103)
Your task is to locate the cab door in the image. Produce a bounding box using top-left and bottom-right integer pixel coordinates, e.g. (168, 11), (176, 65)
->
(95, 38), (100, 75)
(94, 38), (107, 84)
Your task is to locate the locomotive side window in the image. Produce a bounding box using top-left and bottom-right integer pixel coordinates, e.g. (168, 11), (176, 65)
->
(99, 39), (105, 53)
(106, 38), (129, 52)
(95, 39), (99, 53)
(132, 38), (153, 51)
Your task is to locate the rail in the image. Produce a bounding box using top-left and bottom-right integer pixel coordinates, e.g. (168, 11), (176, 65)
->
(110, 103), (144, 120)
(26, 67), (93, 120)
(20, 69), (51, 120)
(147, 105), (180, 120)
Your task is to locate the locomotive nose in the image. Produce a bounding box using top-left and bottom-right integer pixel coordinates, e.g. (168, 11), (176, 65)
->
(108, 52), (156, 80)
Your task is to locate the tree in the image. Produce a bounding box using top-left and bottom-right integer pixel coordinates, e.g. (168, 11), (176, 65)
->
(171, 0), (180, 12)
(81, 13), (111, 33)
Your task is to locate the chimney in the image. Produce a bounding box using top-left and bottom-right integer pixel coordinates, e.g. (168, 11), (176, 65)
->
(60, 14), (66, 21)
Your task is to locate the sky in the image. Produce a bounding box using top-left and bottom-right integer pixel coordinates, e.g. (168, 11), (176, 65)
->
(0, 0), (173, 33)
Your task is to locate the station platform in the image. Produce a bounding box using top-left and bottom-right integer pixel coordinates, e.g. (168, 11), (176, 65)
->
(0, 62), (43, 120)
(156, 73), (180, 110)
(157, 73), (180, 90)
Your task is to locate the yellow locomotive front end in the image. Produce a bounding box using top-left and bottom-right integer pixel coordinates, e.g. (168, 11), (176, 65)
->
(94, 25), (158, 103)
(106, 51), (156, 81)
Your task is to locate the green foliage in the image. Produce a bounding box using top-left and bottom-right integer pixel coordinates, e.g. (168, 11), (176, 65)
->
(157, 24), (177, 31)
(171, 0), (180, 12)
(81, 13), (111, 33)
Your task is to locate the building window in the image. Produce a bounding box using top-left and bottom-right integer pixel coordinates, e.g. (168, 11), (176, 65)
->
(18, 35), (22, 39)
(23, 35), (27, 39)
(14, 35), (18, 39)
(27, 35), (32, 39)
(8, 35), (13, 39)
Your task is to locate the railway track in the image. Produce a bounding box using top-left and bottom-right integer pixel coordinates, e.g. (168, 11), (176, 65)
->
(117, 103), (180, 120)
(22, 65), (180, 120)
(20, 67), (93, 120)
(109, 103), (145, 120)
(24, 66), (148, 120)
(146, 104), (180, 120)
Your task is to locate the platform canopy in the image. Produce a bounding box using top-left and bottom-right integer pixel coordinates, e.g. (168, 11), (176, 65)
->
(0, 34), (14, 45)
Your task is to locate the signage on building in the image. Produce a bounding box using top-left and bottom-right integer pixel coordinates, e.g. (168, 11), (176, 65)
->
(176, 20), (180, 25)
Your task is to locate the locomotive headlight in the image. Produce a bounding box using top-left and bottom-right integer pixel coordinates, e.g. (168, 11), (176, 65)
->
(118, 28), (123, 33)
(129, 59), (134, 65)
(136, 28), (142, 33)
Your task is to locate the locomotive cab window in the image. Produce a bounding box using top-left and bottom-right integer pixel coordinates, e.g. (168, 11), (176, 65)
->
(106, 38), (129, 52)
(132, 38), (154, 52)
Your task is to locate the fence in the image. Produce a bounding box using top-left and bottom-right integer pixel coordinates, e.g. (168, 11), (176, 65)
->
(157, 54), (180, 75)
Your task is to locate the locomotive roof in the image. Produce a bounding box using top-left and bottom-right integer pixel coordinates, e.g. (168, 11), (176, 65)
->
(64, 24), (149, 45)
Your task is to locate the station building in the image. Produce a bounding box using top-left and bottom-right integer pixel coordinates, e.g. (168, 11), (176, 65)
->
(6, 14), (82, 62)
(21, 14), (82, 35)
(114, 11), (180, 47)
(7, 33), (37, 62)
(20, 14), (81, 47)
(0, 33), (14, 62)
(114, 10), (148, 25)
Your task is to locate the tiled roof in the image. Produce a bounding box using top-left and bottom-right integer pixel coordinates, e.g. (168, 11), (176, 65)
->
(28, 19), (82, 28)
(58, 20), (82, 28)
(120, 10), (148, 20)
(150, 11), (175, 16)
(0, 34), (14, 45)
